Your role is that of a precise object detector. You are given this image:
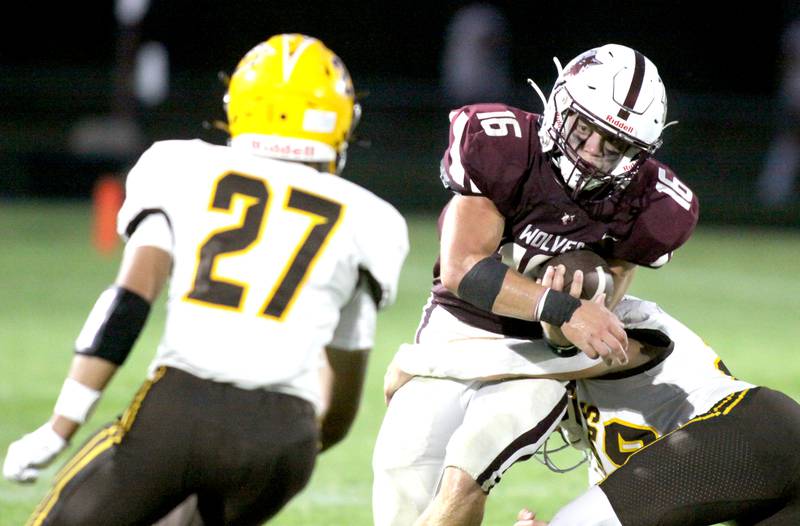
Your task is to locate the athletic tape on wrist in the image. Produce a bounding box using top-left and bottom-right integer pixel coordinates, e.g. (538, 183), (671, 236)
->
(53, 378), (102, 424)
(535, 289), (581, 326)
(456, 256), (509, 311)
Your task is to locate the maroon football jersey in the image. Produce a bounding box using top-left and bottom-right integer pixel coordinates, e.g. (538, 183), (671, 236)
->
(431, 103), (699, 339)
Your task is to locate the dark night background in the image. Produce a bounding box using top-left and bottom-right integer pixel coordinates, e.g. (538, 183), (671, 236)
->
(4, 1), (791, 94)
(2, 0), (800, 224)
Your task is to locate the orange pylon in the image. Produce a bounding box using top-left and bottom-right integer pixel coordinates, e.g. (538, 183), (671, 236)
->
(92, 174), (125, 255)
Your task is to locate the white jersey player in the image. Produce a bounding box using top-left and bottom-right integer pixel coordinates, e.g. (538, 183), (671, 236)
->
(118, 137), (406, 411)
(572, 298), (753, 483)
(514, 300), (800, 526)
(390, 296), (753, 476)
(4, 34), (408, 526)
(387, 296), (779, 525)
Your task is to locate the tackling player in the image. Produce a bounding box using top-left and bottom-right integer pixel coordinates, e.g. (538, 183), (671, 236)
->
(390, 294), (800, 525)
(3, 34), (409, 525)
(372, 44), (699, 526)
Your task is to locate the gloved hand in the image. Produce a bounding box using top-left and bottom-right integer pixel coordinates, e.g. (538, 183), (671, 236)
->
(3, 423), (67, 483)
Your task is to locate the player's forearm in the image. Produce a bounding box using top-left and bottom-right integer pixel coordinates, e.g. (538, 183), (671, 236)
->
(319, 400), (360, 452)
(394, 339), (647, 383)
(50, 415), (81, 441)
(444, 254), (549, 321)
(440, 195), (587, 334)
(451, 258), (583, 331)
(319, 348), (368, 451)
(50, 355), (118, 441)
(394, 340), (580, 381)
(489, 269), (547, 320)
(606, 259), (636, 309)
(48, 244), (166, 442)
(67, 354), (119, 391)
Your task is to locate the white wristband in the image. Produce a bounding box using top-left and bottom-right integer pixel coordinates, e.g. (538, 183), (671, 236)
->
(533, 288), (551, 321)
(53, 378), (102, 424)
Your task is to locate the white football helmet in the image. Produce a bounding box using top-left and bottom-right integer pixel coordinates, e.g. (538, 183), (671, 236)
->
(536, 44), (668, 201)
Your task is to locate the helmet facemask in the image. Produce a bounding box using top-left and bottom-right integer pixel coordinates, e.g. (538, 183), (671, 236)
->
(332, 100), (361, 174)
(549, 103), (649, 202)
(533, 44), (669, 203)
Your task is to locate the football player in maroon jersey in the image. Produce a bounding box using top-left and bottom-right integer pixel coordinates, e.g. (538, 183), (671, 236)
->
(373, 44), (699, 526)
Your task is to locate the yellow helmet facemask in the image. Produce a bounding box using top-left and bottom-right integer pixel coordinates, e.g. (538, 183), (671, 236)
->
(224, 34), (360, 174)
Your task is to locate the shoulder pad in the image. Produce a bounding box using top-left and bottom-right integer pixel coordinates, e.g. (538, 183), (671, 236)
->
(615, 161), (699, 267)
(440, 105), (539, 208)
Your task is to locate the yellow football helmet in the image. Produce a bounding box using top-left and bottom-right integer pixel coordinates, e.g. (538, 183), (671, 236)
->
(225, 34), (360, 173)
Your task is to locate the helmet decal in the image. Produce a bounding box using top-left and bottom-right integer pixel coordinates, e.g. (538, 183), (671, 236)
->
(302, 109), (338, 133)
(565, 50), (601, 77)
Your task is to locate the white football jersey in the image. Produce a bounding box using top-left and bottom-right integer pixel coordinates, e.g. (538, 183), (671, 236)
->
(577, 297), (754, 482)
(117, 139), (408, 411)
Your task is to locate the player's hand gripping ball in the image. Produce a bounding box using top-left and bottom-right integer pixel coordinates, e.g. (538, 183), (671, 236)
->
(536, 250), (614, 303)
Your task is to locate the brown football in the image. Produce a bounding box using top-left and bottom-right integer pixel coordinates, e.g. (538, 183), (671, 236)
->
(535, 250), (615, 304)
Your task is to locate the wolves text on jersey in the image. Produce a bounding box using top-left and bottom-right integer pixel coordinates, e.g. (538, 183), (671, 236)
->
(517, 225), (586, 254)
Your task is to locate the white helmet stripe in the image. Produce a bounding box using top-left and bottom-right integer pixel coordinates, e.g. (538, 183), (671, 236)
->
(282, 35), (316, 82)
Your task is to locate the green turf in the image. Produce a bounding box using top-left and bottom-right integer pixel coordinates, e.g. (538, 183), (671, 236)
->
(1, 200), (798, 525)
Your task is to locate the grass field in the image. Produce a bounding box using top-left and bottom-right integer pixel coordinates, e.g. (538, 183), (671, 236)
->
(1, 200), (799, 526)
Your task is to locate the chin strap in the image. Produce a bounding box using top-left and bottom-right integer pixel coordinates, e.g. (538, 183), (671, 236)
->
(533, 385), (591, 474)
(533, 428), (590, 474)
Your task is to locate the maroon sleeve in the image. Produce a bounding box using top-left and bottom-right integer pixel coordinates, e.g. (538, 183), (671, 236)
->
(612, 164), (700, 267)
(440, 104), (537, 216)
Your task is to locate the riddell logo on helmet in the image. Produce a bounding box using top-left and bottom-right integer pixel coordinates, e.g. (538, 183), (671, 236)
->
(251, 140), (316, 158)
(605, 115), (634, 134)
